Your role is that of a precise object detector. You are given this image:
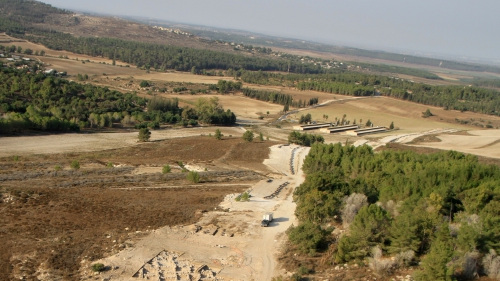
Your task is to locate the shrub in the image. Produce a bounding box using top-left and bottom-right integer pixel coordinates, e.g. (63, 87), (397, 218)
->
(287, 222), (329, 256)
(483, 250), (500, 280)
(422, 109), (434, 118)
(394, 250), (415, 268)
(258, 132), (264, 141)
(106, 162), (113, 168)
(214, 129), (223, 140)
(54, 165), (62, 171)
(70, 160), (80, 170)
(188, 119), (198, 126)
(240, 192), (250, 202)
(162, 165), (171, 174)
(139, 80), (150, 88)
(297, 266), (311, 275)
(91, 263), (105, 272)
(187, 171), (200, 183)
(138, 128), (151, 142)
(242, 130), (254, 142)
(368, 246), (395, 276)
(13, 155), (19, 161)
(341, 193), (368, 227)
(460, 251), (479, 280)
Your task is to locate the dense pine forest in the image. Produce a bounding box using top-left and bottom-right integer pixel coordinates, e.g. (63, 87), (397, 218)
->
(289, 143), (500, 280)
(0, 69), (236, 133)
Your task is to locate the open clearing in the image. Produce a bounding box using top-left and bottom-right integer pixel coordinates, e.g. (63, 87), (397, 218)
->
(90, 144), (309, 281)
(412, 130), (500, 159)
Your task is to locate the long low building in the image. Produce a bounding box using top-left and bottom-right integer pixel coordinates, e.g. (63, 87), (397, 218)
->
(320, 125), (359, 133)
(293, 123), (332, 131)
(346, 126), (389, 136)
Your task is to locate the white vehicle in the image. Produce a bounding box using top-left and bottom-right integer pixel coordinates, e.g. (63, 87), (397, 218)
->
(261, 212), (274, 227)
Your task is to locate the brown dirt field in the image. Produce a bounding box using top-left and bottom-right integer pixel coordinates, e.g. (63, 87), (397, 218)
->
(40, 56), (143, 76)
(0, 135), (276, 280)
(221, 140), (277, 172)
(131, 72), (235, 84)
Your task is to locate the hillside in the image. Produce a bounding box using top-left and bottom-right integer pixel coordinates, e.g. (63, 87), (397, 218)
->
(2, 0), (500, 78)
(0, 0), (240, 54)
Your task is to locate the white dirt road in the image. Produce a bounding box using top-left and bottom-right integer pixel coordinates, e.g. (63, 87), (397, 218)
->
(89, 144), (310, 281)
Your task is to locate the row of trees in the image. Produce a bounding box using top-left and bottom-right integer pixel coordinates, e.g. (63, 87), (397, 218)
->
(242, 88), (293, 105)
(208, 80), (242, 94)
(290, 143), (500, 280)
(288, 131), (324, 146)
(241, 88), (318, 109)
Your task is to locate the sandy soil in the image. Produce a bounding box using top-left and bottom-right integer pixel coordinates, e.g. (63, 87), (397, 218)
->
(0, 127), (244, 157)
(411, 130), (500, 159)
(89, 144), (309, 281)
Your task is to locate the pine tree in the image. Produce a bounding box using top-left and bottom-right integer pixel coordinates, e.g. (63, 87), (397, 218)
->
(242, 130), (254, 142)
(415, 224), (454, 281)
(138, 128), (151, 142)
(214, 129), (223, 140)
(259, 132), (264, 141)
(336, 204), (390, 262)
(387, 212), (420, 254)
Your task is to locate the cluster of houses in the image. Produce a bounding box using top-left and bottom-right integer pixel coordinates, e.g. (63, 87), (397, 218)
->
(1, 53), (31, 63)
(152, 26), (192, 36)
(1, 53), (67, 76)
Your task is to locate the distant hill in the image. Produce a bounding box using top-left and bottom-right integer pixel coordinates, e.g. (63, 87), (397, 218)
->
(134, 17), (500, 75)
(0, 0), (240, 54)
(1, 0), (500, 76)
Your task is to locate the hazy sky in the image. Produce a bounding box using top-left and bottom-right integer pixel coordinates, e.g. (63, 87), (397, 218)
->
(40, 0), (500, 61)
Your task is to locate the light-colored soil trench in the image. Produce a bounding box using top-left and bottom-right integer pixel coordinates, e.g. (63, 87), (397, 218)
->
(88, 144), (310, 281)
